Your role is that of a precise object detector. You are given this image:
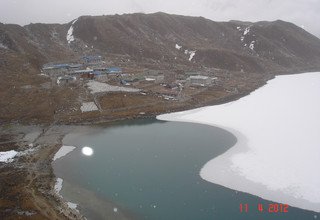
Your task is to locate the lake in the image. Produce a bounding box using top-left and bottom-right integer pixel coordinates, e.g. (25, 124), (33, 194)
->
(53, 119), (318, 219)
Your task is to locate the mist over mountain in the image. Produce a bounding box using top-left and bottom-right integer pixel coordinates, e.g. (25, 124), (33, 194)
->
(1, 0), (320, 39)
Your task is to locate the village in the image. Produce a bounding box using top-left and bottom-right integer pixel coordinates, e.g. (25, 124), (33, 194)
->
(42, 54), (218, 114)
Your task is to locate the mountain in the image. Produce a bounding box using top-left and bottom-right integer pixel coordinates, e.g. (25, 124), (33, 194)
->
(1, 12), (320, 72)
(1, 12), (320, 124)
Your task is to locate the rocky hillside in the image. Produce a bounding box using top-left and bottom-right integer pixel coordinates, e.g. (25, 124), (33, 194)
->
(1, 12), (320, 124)
(72, 13), (320, 73)
(1, 12), (320, 73)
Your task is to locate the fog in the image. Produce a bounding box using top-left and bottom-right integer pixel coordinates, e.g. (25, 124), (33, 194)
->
(1, 0), (319, 37)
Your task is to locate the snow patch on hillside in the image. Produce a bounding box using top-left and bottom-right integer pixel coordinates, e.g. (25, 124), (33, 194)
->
(0, 150), (18, 163)
(175, 44), (182, 50)
(249, 41), (255, 50)
(184, 49), (196, 61)
(243, 27), (250, 35)
(188, 51), (196, 61)
(66, 19), (78, 44)
(0, 43), (8, 49)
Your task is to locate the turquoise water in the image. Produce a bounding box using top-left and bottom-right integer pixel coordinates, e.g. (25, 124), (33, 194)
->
(53, 119), (319, 220)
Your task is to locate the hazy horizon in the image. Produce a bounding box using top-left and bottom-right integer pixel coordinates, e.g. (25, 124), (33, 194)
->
(1, 0), (320, 38)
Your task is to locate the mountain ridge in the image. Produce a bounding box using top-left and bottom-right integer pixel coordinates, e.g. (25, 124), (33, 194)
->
(1, 12), (320, 73)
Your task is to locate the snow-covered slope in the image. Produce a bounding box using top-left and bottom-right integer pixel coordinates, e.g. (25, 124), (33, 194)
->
(0, 150), (18, 163)
(66, 19), (78, 44)
(158, 72), (320, 212)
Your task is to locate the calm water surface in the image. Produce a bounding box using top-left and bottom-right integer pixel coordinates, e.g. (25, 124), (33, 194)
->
(53, 119), (318, 220)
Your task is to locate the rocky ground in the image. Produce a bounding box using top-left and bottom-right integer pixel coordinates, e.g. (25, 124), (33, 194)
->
(0, 125), (85, 220)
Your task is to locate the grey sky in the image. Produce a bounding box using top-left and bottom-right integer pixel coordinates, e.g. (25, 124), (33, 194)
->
(1, 0), (319, 37)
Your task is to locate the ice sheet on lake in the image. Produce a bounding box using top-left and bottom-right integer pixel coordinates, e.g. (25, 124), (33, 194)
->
(54, 178), (63, 194)
(54, 175), (79, 212)
(67, 202), (78, 210)
(0, 150), (18, 163)
(53, 146), (76, 161)
(158, 72), (320, 212)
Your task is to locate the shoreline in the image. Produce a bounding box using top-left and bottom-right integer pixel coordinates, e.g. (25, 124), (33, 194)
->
(157, 72), (320, 213)
(1, 70), (320, 219)
(52, 127), (134, 220)
(0, 124), (85, 219)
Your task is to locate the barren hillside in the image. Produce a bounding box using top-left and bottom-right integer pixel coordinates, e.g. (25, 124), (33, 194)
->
(1, 12), (320, 124)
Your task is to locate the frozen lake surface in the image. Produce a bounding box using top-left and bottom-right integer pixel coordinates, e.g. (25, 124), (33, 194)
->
(158, 72), (320, 212)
